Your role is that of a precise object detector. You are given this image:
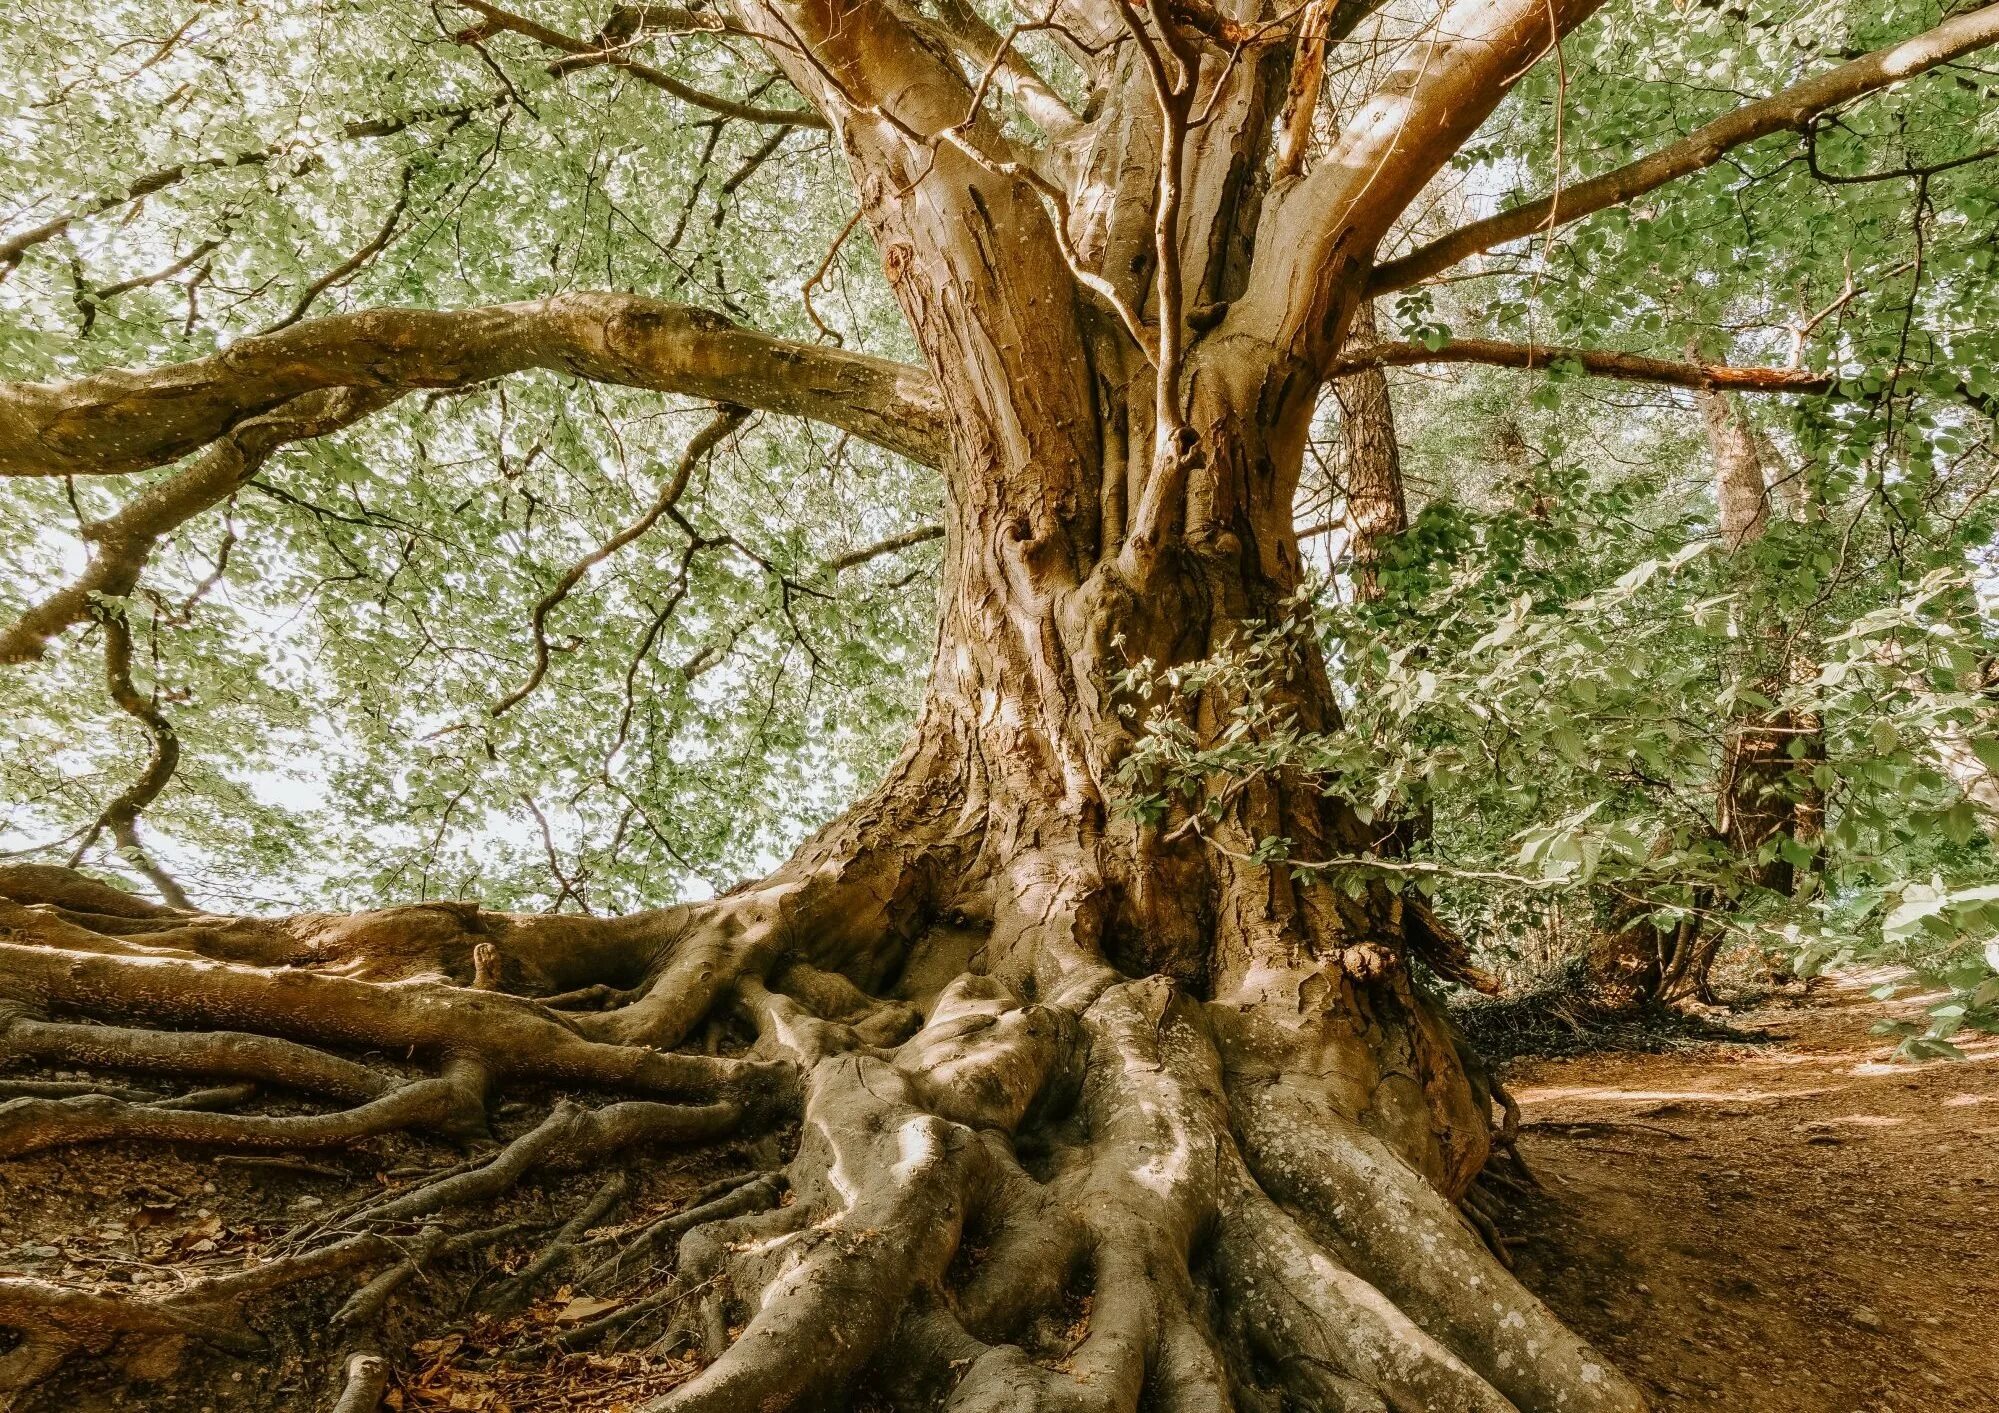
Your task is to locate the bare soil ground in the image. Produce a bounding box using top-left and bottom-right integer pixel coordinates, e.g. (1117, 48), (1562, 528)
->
(1503, 972), (1999, 1413)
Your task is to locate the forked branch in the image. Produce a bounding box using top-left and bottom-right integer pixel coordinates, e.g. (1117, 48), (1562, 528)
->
(492, 404), (748, 715)
(451, 0), (829, 128)
(1235, 0), (1605, 372)
(0, 387), (397, 663)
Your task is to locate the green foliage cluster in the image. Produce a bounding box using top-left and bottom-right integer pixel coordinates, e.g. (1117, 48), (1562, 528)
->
(1130, 0), (1999, 1041)
(1122, 453), (1999, 1052)
(1128, 0), (1999, 1053)
(0, 0), (935, 909)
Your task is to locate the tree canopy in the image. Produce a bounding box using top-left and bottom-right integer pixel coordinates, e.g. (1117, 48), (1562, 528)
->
(7, 0), (1995, 1030)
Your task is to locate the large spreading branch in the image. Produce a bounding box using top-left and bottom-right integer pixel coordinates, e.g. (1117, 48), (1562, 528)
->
(1232, 0), (1607, 376)
(1371, 3), (1999, 293)
(0, 388), (396, 663)
(1331, 338), (1839, 393)
(0, 292), (948, 478)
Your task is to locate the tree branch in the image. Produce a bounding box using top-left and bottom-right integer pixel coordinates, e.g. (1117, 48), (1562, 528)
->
(0, 292), (948, 479)
(1233, 0), (1606, 374)
(69, 606), (192, 910)
(1331, 339), (1836, 394)
(264, 165), (418, 334)
(0, 98), (507, 280)
(909, 0), (1081, 140)
(1338, 337), (1999, 416)
(1273, 0), (1382, 179)
(1371, 3), (1999, 293)
(818, 523), (943, 574)
(0, 388), (398, 664)
(493, 404), (748, 716)
(453, 0), (827, 128)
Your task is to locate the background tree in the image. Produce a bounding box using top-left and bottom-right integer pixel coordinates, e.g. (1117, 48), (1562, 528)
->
(3, 1), (1999, 1410)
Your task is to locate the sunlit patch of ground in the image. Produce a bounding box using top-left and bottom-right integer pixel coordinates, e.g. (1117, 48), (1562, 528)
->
(1502, 973), (1999, 1413)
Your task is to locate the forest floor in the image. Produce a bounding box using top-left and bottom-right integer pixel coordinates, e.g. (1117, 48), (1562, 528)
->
(2, 971), (1992, 1412)
(1502, 970), (1999, 1413)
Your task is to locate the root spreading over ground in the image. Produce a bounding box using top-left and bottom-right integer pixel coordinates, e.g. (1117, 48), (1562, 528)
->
(0, 854), (1642, 1413)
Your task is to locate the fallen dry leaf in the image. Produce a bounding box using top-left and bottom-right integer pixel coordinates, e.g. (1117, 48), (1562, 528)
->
(553, 1296), (621, 1324)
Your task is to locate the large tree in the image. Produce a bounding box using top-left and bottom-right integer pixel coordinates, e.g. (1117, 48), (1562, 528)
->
(4, 0), (1999, 1408)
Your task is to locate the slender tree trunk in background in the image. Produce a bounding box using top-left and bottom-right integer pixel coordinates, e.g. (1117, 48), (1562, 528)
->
(1705, 387), (1772, 553)
(1669, 392), (1826, 1001)
(1325, 301), (1456, 885)
(1333, 301), (1410, 603)
(1593, 393), (1826, 1005)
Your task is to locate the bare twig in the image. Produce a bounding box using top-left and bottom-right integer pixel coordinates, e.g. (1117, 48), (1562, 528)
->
(452, 0), (826, 128)
(492, 405), (746, 716)
(263, 164), (418, 334)
(0, 98), (506, 279)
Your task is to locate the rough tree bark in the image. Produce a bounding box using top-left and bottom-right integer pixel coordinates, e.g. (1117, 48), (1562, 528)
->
(7, 1), (1996, 1408)
(1677, 394), (1825, 999)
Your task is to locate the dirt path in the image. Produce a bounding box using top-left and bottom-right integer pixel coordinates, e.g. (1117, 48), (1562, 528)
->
(1502, 972), (1999, 1413)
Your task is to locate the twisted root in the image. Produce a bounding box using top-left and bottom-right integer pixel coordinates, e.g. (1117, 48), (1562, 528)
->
(0, 860), (1642, 1413)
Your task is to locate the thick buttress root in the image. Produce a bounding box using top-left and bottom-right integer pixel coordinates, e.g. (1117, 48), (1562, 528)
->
(625, 965), (1641, 1413)
(0, 862), (1643, 1412)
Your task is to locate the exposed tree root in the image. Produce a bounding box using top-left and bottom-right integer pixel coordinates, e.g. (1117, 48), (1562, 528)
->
(0, 1012), (394, 1101)
(481, 1170), (634, 1310)
(577, 1172), (783, 1291)
(328, 1351), (389, 1413)
(331, 1219), (535, 1329)
(0, 1064), (483, 1158)
(365, 1099), (744, 1225)
(0, 859), (1644, 1412)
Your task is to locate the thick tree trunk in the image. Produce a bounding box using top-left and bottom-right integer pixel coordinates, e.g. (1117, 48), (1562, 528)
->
(0, 0), (1652, 1405)
(13, 0), (1999, 1402)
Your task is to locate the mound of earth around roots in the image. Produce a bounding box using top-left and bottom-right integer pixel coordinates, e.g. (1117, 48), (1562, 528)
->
(1, 970), (1988, 1412)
